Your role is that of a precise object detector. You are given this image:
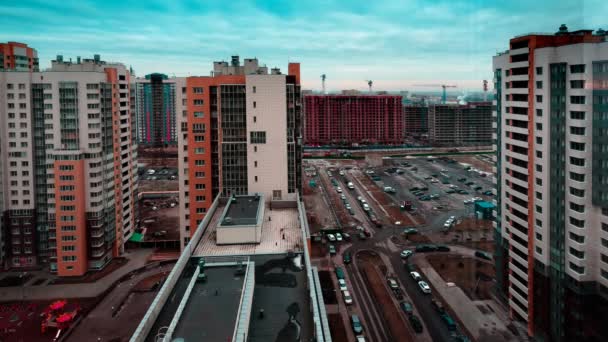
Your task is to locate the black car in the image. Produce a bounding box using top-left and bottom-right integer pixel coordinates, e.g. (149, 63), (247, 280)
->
(400, 301), (414, 316)
(409, 315), (424, 333)
(436, 245), (451, 252)
(475, 251), (492, 260)
(415, 244), (438, 252)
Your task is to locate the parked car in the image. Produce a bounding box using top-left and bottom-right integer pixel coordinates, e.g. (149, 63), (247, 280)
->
(351, 315), (364, 334)
(410, 271), (422, 281)
(339, 170), (345, 176)
(335, 267), (345, 280)
(429, 194), (440, 199)
(418, 281), (431, 294)
(436, 245), (450, 252)
(475, 250), (493, 260)
(329, 244), (336, 255)
(343, 290), (353, 305)
(458, 189), (469, 194)
(400, 301), (414, 316)
(347, 182), (355, 189)
(387, 278), (399, 289)
(327, 234), (336, 242)
(445, 189), (456, 194)
(458, 177), (467, 182)
(338, 279), (348, 291)
(409, 187), (420, 192)
(343, 252), (352, 264)
(441, 313), (457, 331)
(358, 232), (367, 240)
(409, 315), (424, 333)
(340, 194), (347, 201)
(356, 336), (366, 342)
(335, 233), (343, 242)
(483, 190), (493, 196)
(400, 250), (413, 258)
(415, 244), (438, 252)
(342, 232), (351, 241)
(336, 187), (343, 193)
(402, 228), (418, 235)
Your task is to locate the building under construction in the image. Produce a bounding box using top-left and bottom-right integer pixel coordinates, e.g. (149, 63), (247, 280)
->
(428, 102), (492, 146)
(304, 94), (403, 146)
(403, 104), (429, 139)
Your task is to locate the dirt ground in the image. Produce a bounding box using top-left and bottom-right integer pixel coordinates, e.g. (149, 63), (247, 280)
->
(429, 218), (494, 251)
(452, 155), (493, 173)
(49, 258), (128, 284)
(137, 146), (178, 168)
(357, 251), (413, 341)
(138, 197), (180, 242)
(328, 313), (349, 342)
(426, 254), (495, 300)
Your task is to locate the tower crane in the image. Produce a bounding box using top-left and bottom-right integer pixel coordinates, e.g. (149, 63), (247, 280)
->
(366, 80), (373, 93)
(321, 74), (326, 94)
(413, 84), (457, 104)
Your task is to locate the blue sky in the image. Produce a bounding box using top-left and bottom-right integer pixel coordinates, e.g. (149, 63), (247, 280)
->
(0, 0), (606, 91)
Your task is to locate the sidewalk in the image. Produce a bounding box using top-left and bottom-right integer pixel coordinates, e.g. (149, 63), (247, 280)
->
(0, 249), (155, 301)
(415, 255), (516, 341)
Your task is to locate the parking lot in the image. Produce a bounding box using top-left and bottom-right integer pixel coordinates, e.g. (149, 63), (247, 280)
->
(303, 153), (522, 342)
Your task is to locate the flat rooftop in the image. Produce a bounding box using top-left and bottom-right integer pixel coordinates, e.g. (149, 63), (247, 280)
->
(221, 195), (262, 226)
(194, 203), (303, 256)
(173, 266), (246, 341)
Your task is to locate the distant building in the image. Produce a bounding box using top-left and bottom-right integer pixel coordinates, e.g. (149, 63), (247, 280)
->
(134, 73), (182, 146)
(493, 26), (608, 340)
(177, 56), (302, 249)
(403, 104), (429, 139)
(428, 102), (492, 146)
(304, 94), (403, 146)
(0, 42), (38, 71)
(0, 53), (138, 276)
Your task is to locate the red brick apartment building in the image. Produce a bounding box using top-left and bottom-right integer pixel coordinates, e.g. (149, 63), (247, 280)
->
(304, 95), (403, 146)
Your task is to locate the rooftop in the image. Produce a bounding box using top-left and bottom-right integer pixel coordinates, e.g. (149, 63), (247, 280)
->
(220, 195), (262, 226)
(194, 202), (303, 256)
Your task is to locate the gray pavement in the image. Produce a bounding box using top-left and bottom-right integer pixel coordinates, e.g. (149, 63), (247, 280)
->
(0, 249), (155, 301)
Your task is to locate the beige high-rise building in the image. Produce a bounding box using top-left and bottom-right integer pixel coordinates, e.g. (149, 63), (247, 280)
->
(0, 53), (137, 276)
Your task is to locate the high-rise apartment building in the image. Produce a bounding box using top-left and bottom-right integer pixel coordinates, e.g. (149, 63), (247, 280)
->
(403, 104), (429, 139)
(303, 95), (403, 146)
(134, 73), (181, 146)
(0, 54), (137, 276)
(177, 56), (301, 249)
(493, 25), (608, 340)
(0, 42), (38, 72)
(428, 102), (492, 146)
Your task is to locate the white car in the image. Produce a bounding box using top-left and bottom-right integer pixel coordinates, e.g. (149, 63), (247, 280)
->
(400, 250), (413, 258)
(343, 290), (353, 304)
(336, 233), (343, 241)
(347, 182), (355, 189)
(327, 234), (336, 242)
(345, 204), (352, 210)
(339, 170), (345, 176)
(340, 194), (346, 200)
(365, 170), (375, 174)
(387, 278), (399, 289)
(418, 281), (431, 294)
(410, 271), (422, 281)
(337, 187), (343, 193)
(430, 179), (439, 183)
(338, 279), (348, 291)
(362, 203), (370, 211)
(464, 199), (474, 205)
(356, 336), (366, 342)
(357, 196), (363, 202)
(449, 216), (456, 221)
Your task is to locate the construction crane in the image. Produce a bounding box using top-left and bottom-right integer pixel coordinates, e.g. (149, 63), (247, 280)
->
(413, 84), (457, 104)
(321, 74), (326, 94)
(366, 80), (373, 93)
(483, 80), (488, 101)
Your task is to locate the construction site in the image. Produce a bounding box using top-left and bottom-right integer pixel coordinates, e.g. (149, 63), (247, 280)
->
(428, 102), (493, 147)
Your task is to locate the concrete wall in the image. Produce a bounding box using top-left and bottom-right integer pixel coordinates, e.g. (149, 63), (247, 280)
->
(217, 225), (261, 244)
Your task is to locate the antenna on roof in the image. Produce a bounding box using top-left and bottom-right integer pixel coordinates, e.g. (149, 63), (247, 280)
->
(321, 74), (326, 94)
(366, 80), (373, 93)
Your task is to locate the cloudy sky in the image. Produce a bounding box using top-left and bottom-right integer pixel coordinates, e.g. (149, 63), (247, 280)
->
(0, 0), (605, 91)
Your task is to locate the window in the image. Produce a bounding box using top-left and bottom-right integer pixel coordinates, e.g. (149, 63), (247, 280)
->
(250, 131), (267, 144)
(570, 126), (585, 135)
(536, 95), (542, 103)
(194, 111), (204, 118)
(603, 238), (608, 248)
(194, 99), (204, 106)
(570, 96), (586, 104)
(253, 101), (256, 108)
(253, 86), (256, 93)
(253, 116), (257, 123)
(570, 64), (585, 73)
(536, 81), (542, 89)
(536, 191), (542, 200)
(536, 178), (542, 186)
(536, 150), (542, 158)
(536, 67), (543, 75)
(569, 262), (584, 274)
(62, 256), (77, 262)
(254, 161), (258, 168)
(536, 123), (542, 131)
(569, 216), (585, 228)
(254, 146), (257, 152)
(569, 156), (585, 166)
(59, 165), (74, 171)
(195, 171), (205, 178)
(535, 164), (542, 172)
(193, 87), (204, 94)
(194, 159), (205, 166)
(570, 111), (585, 120)
(569, 202), (585, 213)
(570, 187), (584, 197)
(255, 176), (258, 182)
(535, 246), (542, 255)
(536, 205), (542, 213)
(196, 207), (206, 213)
(570, 172), (585, 182)
(570, 80), (585, 89)
(62, 245), (76, 252)
(535, 220), (542, 229)
(536, 109), (542, 117)
(195, 196), (205, 202)
(194, 147), (205, 154)
(570, 141), (585, 151)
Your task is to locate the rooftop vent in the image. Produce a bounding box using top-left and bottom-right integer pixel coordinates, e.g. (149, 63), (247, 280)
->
(224, 217), (232, 224)
(556, 24), (569, 35)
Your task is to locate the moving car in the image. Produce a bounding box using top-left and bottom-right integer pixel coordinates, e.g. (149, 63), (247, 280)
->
(336, 187), (343, 193)
(338, 279), (348, 291)
(329, 244), (336, 255)
(343, 290), (353, 305)
(351, 315), (364, 334)
(343, 251), (352, 264)
(340, 194), (346, 201)
(410, 271), (422, 281)
(400, 250), (413, 258)
(418, 281), (431, 294)
(400, 301), (414, 316)
(387, 278), (399, 289)
(383, 186), (396, 193)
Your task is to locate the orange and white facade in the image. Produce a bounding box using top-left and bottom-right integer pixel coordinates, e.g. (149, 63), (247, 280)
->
(177, 56), (302, 249)
(0, 54), (137, 276)
(0, 42), (38, 72)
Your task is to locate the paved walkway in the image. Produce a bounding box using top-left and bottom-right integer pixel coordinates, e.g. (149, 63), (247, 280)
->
(0, 249), (155, 301)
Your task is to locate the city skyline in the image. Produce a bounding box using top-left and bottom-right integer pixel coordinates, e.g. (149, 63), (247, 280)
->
(0, 0), (605, 91)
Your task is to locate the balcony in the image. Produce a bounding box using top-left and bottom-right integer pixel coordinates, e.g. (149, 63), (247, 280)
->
(91, 249), (105, 258)
(90, 229), (104, 238)
(90, 239), (104, 248)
